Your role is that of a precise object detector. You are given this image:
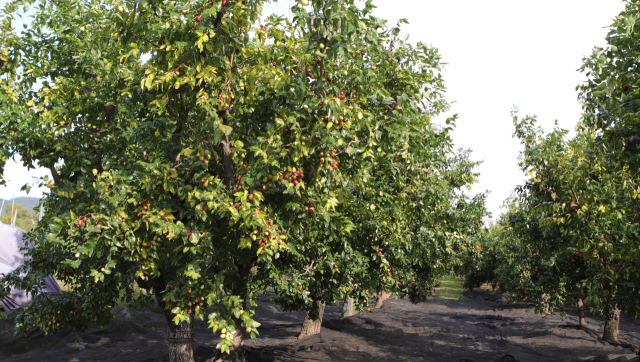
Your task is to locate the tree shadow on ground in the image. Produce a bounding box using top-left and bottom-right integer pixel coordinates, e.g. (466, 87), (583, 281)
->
(2, 290), (640, 362)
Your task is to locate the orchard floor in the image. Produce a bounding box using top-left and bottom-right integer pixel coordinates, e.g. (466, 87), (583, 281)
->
(1, 289), (640, 362)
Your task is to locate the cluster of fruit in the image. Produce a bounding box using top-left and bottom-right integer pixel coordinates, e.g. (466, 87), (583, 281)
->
(76, 215), (88, 226)
(304, 199), (316, 218)
(165, 285), (206, 315)
(278, 169), (305, 185)
(321, 114), (349, 130)
(217, 92), (233, 111)
(259, 166), (305, 190)
(249, 229), (270, 248)
(136, 198), (151, 218)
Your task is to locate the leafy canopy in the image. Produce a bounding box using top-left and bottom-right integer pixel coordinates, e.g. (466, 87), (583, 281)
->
(0, 0), (485, 353)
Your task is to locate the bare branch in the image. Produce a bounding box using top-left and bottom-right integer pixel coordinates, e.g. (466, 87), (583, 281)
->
(299, 260), (316, 276)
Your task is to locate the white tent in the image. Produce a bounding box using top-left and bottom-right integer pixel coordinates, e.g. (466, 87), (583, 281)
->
(0, 224), (61, 312)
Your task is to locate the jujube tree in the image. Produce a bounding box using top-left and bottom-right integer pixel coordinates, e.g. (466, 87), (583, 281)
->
(0, 0), (484, 361)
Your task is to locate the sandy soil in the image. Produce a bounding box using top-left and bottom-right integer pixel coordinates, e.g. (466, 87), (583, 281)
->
(1, 289), (639, 362)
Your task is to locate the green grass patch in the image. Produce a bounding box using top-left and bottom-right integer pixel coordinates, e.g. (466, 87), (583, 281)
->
(434, 275), (464, 300)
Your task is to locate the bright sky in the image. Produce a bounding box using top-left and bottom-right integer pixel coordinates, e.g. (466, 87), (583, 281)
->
(1, 0), (626, 219)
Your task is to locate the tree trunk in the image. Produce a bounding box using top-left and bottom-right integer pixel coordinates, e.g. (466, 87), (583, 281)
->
(225, 263), (252, 361)
(164, 313), (195, 362)
(148, 276), (195, 362)
(577, 296), (586, 327)
(341, 297), (356, 318)
(603, 303), (620, 343)
(374, 288), (390, 309)
(298, 301), (325, 339)
(539, 293), (550, 314)
(228, 301), (248, 361)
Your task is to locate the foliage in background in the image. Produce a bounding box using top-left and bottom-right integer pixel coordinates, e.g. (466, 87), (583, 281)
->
(457, 225), (502, 291)
(0, 196), (41, 216)
(0, 203), (39, 231)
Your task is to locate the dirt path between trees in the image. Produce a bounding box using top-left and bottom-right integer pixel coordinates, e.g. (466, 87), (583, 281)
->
(1, 289), (640, 362)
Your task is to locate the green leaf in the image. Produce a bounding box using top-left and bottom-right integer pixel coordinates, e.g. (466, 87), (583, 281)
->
(219, 124), (233, 136)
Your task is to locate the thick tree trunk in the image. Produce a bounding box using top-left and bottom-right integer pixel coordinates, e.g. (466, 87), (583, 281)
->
(603, 303), (620, 343)
(164, 313), (195, 362)
(341, 297), (356, 318)
(148, 276), (195, 362)
(374, 288), (390, 309)
(577, 296), (586, 327)
(298, 301), (325, 339)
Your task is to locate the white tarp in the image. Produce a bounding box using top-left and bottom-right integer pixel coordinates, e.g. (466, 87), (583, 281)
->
(0, 224), (61, 312)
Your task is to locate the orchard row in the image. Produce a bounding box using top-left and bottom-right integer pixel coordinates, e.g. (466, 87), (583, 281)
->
(459, 1), (640, 347)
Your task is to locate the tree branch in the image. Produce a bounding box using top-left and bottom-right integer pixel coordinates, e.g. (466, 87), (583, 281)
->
(569, 184), (580, 206)
(232, 55), (256, 71)
(148, 0), (159, 17)
(166, 104), (179, 119)
(299, 260), (316, 276)
(49, 165), (61, 184)
(220, 134), (236, 195)
(228, 47), (236, 79)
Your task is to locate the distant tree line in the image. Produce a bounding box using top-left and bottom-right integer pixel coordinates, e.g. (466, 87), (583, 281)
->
(0, 203), (39, 232)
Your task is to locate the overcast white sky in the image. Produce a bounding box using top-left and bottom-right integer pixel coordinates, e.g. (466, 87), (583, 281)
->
(1, 0), (626, 219)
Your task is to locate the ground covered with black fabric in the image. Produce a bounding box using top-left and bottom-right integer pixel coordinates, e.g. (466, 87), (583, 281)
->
(1, 289), (640, 362)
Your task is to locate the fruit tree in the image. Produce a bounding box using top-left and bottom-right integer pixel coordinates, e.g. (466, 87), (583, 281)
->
(0, 0), (486, 361)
